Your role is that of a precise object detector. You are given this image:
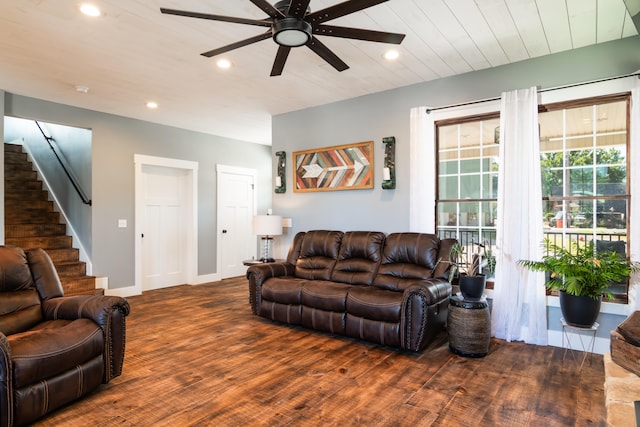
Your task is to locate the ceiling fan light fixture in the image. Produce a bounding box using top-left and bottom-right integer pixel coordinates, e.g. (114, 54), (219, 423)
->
(273, 18), (312, 47)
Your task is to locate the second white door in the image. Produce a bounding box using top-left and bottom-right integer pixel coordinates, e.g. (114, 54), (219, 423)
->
(217, 166), (256, 278)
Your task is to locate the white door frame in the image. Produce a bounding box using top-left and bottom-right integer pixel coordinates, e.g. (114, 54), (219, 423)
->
(216, 164), (257, 278)
(134, 154), (198, 295)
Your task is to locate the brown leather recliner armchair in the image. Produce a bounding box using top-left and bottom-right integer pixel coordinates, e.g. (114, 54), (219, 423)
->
(0, 246), (130, 427)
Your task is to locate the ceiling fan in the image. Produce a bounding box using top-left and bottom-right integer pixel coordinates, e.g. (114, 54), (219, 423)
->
(160, 0), (406, 76)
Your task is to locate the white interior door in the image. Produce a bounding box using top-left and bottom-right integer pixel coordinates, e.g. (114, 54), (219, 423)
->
(141, 165), (189, 291)
(217, 165), (256, 278)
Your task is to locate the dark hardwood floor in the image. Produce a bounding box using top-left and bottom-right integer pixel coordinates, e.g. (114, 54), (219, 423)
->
(35, 277), (605, 426)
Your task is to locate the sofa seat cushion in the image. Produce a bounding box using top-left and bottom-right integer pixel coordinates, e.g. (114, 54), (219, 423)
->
(261, 277), (305, 305)
(301, 281), (352, 311)
(8, 318), (104, 388)
(346, 286), (402, 323)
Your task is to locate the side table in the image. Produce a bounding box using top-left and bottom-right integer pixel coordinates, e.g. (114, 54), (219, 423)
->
(561, 318), (598, 370)
(447, 295), (491, 357)
(243, 259), (285, 266)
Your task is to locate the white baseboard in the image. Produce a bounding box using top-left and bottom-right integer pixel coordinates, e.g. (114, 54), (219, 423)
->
(101, 274), (224, 298)
(195, 273), (221, 284)
(95, 276), (108, 290)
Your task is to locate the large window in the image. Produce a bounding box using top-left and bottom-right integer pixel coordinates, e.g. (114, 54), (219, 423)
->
(539, 94), (630, 301)
(436, 94), (631, 299)
(436, 114), (500, 279)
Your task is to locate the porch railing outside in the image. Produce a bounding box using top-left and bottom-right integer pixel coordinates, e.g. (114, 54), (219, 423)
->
(437, 228), (629, 301)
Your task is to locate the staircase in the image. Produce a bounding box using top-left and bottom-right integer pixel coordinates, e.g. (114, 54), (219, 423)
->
(4, 143), (99, 296)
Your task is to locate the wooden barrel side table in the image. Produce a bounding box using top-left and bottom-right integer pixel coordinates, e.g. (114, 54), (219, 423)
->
(447, 295), (491, 357)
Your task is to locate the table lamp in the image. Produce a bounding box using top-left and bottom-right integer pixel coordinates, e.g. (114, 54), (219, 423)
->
(252, 214), (282, 262)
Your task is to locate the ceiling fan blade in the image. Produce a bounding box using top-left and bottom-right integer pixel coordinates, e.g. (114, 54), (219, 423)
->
(201, 31), (272, 58)
(270, 46), (292, 76)
(287, 0), (312, 18)
(314, 25), (405, 44)
(250, 0), (285, 18)
(306, 37), (349, 72)
(160, 8), (271, 27)
(306, 0), (388, 24)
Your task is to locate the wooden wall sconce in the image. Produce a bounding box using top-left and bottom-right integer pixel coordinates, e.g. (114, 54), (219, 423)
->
(275, 151), (286, 193)
(382, 137), (396, 190)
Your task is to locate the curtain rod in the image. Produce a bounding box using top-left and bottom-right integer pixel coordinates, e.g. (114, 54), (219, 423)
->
(425, 71), (640, 114)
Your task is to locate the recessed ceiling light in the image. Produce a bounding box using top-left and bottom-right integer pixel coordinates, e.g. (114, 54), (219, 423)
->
(383, 50), (399, 61)
(217, 59), (232, 69)
(80, 4), (101, 17)
(146, 101), (158, 109)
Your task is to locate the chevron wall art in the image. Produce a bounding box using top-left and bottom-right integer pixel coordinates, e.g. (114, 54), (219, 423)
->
(293, 141), (373, 192)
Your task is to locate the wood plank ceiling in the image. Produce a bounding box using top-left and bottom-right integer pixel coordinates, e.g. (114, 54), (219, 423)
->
(0, 0), (637, 145)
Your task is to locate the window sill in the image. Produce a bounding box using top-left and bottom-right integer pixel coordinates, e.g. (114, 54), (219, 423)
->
(484, 289), (631, 316)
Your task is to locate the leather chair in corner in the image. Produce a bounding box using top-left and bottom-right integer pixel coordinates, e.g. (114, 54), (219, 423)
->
(0, 245), (130, 427)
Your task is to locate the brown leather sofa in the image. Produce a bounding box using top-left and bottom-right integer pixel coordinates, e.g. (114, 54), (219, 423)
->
(247, 230), (456, 351)
(0, 246), (130, 427)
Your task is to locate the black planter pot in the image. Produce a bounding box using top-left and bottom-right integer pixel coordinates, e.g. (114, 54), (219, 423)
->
(559, 291), (602, 328)
(459, 275), (486, 302)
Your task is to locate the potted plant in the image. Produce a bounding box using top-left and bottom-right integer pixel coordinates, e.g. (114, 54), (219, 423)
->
(519, 239), (639, 327)
(448, 241), (491, 301)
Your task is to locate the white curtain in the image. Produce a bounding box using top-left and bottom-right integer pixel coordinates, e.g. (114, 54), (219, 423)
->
(628, 77), (640, 310)
(491, 87), (548, 345)
(409, 107), (435, 233)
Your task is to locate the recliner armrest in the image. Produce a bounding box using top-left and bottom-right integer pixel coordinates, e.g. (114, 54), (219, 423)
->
(42, 295), (130, 382)
(246, 262), (295, 314)
(42, 295), (130, 326)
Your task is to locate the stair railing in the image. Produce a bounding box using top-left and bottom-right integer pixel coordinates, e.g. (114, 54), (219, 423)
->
(35, 121), (92, 206)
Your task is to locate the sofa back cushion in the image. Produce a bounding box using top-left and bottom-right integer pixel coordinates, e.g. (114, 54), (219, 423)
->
(0, 246), (43, 335)
(373, 233), (441, 291)
(286, 231), (306, 265)
(27, 248), (64, 301)
(295, 230), (344, 280)
(331, 231), (385, 285)
(0, 246), (36, 292)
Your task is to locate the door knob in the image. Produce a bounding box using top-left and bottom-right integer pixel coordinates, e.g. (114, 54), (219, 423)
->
(222, 229), (227, 234)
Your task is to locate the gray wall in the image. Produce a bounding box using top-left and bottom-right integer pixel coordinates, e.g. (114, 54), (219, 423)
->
(3, 94), (272, 288)
(4, 117), (92, 256)
(272, 36), (640, 344)
(273, 36), (640, 246)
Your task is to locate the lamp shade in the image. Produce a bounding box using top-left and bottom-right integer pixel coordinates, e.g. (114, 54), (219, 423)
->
(253, 215), (283, 236)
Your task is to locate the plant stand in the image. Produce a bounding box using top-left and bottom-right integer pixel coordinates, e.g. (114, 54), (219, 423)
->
(447, 295), (491, 357)
(561, 317), (598, 370)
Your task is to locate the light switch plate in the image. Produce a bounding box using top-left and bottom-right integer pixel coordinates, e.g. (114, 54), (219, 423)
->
(118, 219), (127, 228)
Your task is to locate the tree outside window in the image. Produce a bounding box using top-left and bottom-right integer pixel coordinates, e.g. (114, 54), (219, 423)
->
(436, 94), (631, 300)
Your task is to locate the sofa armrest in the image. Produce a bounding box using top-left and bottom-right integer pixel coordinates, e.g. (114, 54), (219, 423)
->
(405, 278), (452, 305)
(0, 333), (12, 427)
(402, 278), (452, 351)
(42, 295), (130, 382)
(246, 262), (295, 314)
(434, 238), (458, 280)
